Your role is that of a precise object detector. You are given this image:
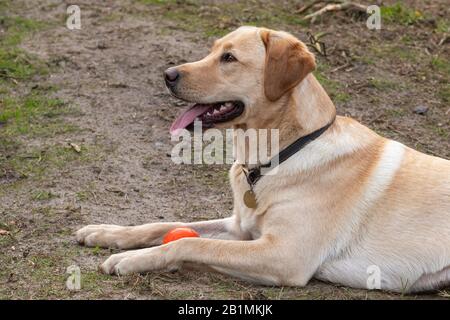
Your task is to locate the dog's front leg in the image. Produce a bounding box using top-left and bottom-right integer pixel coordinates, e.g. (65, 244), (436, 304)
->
(76, 217), (247, 249)
(100, 235), (305, 286)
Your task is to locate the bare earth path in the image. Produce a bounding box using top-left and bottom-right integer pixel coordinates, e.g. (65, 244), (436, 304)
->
(0, 0), (448, 299)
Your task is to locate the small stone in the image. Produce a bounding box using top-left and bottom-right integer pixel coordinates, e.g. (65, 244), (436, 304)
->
(97, 41), (108, 50)
(413, 105), (428, 115)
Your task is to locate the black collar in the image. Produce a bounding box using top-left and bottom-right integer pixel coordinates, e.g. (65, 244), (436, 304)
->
(243, 117), (336, 187)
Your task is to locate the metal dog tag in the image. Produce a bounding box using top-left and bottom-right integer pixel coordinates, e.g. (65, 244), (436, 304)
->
(243, 190), (257, 209)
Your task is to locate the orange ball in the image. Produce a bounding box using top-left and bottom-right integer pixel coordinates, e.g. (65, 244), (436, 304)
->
(163, 227), (199, 244)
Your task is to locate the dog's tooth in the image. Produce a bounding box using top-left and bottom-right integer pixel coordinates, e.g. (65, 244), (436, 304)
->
(213, 109), (220, 115)
(225, 102), (233, 107)
(220, 105), (226, 112)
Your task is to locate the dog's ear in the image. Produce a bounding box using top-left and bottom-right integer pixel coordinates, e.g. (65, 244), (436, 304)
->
(260, 29), (316, 101)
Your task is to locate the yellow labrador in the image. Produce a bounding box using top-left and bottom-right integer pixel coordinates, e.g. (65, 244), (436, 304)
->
(76, 27), (450, 293)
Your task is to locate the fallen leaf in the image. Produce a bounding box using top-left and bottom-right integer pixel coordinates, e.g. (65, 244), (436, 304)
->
(69, 142), (81, 153)
(0, 229), (10, 236)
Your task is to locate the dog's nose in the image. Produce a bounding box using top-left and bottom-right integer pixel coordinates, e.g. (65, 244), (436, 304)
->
(164, 67), (180, 87)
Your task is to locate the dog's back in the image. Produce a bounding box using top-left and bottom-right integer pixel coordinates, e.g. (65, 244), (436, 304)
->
(316, 131), (450, 292)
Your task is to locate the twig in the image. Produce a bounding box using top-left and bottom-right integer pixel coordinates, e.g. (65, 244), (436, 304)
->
(438, 34), (449, 46)
(90, 191), (99, 205)
(295, 0), (328, 14)
(303, 2), (368, 23)
(307, 32), (327, 56)
(330, 62), (351, 73)
(365, 113), (385, 126)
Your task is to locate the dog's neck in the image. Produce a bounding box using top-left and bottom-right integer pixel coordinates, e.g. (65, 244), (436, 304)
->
(234, 74), (337, 167)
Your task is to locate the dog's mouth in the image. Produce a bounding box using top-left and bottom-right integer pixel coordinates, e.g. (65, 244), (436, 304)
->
(170, 101), (244, 135)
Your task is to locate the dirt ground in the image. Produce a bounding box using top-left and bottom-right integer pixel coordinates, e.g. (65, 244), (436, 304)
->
(0, 0), (449, 299)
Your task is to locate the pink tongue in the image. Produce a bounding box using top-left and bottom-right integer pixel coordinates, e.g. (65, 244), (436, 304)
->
(170, 104), (212, 136)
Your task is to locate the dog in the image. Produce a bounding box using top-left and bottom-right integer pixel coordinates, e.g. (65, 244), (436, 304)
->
(76, 26), (450, 293)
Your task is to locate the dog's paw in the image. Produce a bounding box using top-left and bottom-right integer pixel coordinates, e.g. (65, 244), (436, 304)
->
(99, 251), (136, 275)
(100, 247), (176, 276)
(76, 224), (126, 248)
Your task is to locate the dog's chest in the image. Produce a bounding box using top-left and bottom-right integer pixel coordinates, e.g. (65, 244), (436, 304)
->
(229, 164), (265, 239)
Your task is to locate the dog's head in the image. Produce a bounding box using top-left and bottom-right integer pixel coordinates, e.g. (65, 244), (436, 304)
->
(165, 26), (316, 135)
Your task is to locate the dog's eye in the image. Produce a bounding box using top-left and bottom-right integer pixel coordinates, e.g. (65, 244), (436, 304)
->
(221, 52), (237, 63)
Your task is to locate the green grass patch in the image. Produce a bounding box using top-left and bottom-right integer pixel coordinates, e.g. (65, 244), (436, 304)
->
(0, 47), (48, 81)
(386, 108), (406, 118)
(0, 16), (47, 46)
(27, 253), (71, 298)
(435, 19), (449, 34)
(381, 3), (424, 25)
(0, 9), (81, 185)
(400, 34), (414, 44)
(138, 0), (308, 38)
(0, 221), (16, 246)
(369, 78), (400, 91)
(1, 252), (61, 299)
(32, 206), (54, 216)
(375, 44), (418, 62)
(0, 142), (103, 184)
(0, 16), (49, 82)
(431, 56), (450, 75)
(91, 246), (101, 256)
(354, 54), (375, 65)
(0, 12), (68, 155)
(428, 124), (449, 139)
(80, 271), (111, 293)
(438, 84), (450, 103)
(0, 91), (77, 136)
(314, 63), (349, 103)
(76, 190), (90, 201)
(32, 190), (58, 201)
(333, 92), (351, 103)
